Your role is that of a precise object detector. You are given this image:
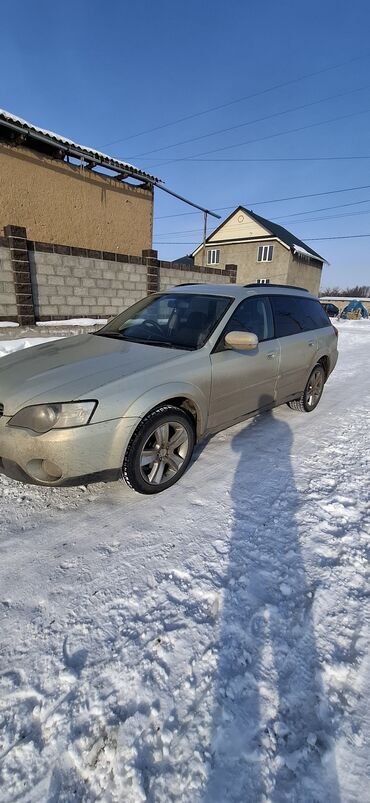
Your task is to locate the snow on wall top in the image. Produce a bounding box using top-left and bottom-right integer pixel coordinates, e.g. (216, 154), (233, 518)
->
(0, 108), (160, 183)
(320, 296), (370, 302)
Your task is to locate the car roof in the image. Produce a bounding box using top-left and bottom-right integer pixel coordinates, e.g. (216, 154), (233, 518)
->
(167, 283), (316, 300)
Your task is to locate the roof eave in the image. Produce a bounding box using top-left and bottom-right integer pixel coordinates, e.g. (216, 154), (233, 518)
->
(245, 207), (327, 262)
(192, 234), (291, 256)
(0, 110), (160, 183)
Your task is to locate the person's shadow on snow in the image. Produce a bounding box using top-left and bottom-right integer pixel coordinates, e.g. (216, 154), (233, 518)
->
(204, 400), (340, 803)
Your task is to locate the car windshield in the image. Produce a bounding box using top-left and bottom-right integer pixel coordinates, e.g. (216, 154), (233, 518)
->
(96, 292), (232, 350)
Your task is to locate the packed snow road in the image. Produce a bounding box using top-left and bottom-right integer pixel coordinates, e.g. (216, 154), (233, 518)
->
(0, 321), (369, 802)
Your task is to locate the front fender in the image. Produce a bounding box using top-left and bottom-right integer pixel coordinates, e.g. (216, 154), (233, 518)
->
(123, 382), (209, 438)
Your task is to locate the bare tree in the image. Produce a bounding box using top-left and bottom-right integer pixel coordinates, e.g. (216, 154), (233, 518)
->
(320, 285), (370, 298)
(319, 287), (342, 297)
(346, 285), (370, 298)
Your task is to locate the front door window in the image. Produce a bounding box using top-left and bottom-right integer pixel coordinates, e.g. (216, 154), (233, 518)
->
(218, 296), (274, 349)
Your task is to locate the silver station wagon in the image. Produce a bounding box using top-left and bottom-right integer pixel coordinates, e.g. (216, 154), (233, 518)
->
(0, 283), (338, 493)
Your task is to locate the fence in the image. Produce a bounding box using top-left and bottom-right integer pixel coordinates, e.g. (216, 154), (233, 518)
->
(0, 225), (237, 324)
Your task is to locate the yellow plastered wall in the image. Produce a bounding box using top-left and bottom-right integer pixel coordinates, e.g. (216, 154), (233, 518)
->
(207, 209), (270, 243)
(0, 143), (153, 253)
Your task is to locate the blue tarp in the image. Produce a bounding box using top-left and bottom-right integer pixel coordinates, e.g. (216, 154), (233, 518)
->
(341, 300), (369, 319)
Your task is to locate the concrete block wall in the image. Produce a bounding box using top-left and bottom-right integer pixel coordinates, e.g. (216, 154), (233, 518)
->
(160, 265), (232, 290)
(29, 251), (147, 319)
(0, 245), (17, 321)
(0, 226), (237, 322)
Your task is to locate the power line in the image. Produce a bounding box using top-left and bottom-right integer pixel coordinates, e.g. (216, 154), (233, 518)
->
(154, 199), (370, 237)
(279, 209), (370, 224)
(129, 84), (370, 159)
(154, 228), (206, 237)
(146, 107), (370, 169)
(276, 197), (370, 219)
(154, 209), (368, 239)
(153, 233), (370, 244)
(152, 241), (220, 244)
(99, 51), (370, 148)
(307, 233), (370, 240)
(155, 183), (370, 220)
(153, 155), (370, 163)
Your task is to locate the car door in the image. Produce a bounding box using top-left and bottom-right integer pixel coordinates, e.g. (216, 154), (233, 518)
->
(208, 295), (280, 430)
(270, 294), (320, 402)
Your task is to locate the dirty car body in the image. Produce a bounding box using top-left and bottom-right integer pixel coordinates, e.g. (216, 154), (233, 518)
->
(0, 284), (338, 493)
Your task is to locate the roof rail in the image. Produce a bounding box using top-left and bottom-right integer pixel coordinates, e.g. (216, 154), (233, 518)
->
(244, 283), (309, 292)
(173, 283), (199, 287)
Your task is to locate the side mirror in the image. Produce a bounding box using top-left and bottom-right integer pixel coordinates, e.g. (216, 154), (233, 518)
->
(225, 330), (258, 351)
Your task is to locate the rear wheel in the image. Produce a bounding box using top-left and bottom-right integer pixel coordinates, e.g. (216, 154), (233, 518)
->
(288, 363), (325, 413)
(123, 405), (195, 494)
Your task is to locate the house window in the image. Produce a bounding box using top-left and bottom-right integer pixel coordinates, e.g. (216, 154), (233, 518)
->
(207, 249), (220, 265)
(257, 244), (274, 262)
(256, 278), (270, 284)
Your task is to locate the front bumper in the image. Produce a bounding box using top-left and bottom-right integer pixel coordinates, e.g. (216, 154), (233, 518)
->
(0, 415), (140, 486)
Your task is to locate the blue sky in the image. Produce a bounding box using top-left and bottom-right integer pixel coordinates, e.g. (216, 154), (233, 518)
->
(2, 0), (370, 288)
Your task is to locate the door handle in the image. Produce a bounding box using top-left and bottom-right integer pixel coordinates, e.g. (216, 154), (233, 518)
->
(266, 352), (277, 359)
(308, 341), (316, 347)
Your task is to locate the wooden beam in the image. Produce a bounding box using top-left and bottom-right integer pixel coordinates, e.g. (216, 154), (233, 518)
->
(112, 171), (130, 180)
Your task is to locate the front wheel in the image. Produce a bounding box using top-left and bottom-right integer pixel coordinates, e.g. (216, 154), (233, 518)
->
(288, 363), (326, 413)
(123, 405), (195, 494)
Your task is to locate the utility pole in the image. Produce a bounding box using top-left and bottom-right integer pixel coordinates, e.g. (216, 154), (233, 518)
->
(202, 211), (208, 267)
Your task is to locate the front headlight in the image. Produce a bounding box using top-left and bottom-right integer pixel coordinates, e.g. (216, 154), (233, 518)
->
(8, 401), (97, 433)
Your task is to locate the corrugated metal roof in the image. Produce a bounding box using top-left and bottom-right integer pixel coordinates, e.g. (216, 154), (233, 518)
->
(0, 108), (160, 182)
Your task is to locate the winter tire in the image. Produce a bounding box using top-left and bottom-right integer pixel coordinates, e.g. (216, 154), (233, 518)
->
(123, 405), (195, 494)
(288, 363), (326, 413)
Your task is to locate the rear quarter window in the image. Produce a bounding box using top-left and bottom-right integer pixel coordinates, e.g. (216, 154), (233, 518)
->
(307, 300), (332, 328)
(271, 295), (331, 337)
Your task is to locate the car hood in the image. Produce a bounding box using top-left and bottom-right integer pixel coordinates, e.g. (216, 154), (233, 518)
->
(0, 334), (185, 414)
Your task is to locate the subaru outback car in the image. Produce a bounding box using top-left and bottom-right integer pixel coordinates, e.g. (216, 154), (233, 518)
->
(0, 283), (338, 493)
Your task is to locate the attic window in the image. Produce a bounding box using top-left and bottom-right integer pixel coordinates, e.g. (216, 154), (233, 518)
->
(207, 249), (220, 265)
(257, 244), (274, 262)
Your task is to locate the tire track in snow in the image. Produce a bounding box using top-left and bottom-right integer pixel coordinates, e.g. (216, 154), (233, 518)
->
(1, 323), (370, 800)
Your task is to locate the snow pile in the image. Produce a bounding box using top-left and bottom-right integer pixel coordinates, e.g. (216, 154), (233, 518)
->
(336, 317), (370, 329)
(0, 336), (61, 358)
(36, 319), (107, 327)
(0, 321), (19, 328)
(0, 325), (369, 800)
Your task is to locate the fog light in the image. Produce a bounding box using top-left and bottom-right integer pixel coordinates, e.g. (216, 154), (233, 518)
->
(42, 460), (63, 479)
(26, 458), (63, 482)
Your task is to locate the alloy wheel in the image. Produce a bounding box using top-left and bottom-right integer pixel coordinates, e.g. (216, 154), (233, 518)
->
(305, 367), (324, 409)
(139, 421), (189, 485)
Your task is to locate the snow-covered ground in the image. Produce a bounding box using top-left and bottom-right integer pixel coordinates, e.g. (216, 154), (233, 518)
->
(0, 320), (369, 802)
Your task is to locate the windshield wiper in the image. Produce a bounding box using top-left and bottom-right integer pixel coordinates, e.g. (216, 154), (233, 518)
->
(123, 338), (192, 350)
(94, 332), (193, 350)
(94, 331), (124, 339)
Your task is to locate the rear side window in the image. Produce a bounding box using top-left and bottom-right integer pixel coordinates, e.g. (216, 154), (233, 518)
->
(271, 295), (330, 337)
(307, 300), (331, 328)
